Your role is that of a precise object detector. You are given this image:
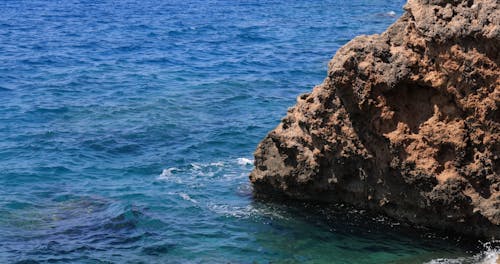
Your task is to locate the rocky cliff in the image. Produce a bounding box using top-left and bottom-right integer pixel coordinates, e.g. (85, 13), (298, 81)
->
(250, 0), (499, 238)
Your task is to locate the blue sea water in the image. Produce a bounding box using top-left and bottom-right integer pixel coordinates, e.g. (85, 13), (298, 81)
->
(0, 0), (496, 263)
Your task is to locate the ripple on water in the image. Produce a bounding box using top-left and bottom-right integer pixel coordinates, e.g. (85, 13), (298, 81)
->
(0, 0), (493, 263)
(1, 194), (171, 262)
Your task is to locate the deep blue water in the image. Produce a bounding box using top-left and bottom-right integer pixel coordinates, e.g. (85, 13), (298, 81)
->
(0, 0), (492, 263)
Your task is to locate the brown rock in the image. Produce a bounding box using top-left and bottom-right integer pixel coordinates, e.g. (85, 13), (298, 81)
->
(250, 0), (499, 238)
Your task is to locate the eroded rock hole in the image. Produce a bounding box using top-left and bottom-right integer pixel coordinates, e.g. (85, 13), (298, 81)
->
(383, 84), (439, 134)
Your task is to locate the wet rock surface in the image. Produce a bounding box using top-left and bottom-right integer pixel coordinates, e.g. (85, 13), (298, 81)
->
(250, 0), (499, 238)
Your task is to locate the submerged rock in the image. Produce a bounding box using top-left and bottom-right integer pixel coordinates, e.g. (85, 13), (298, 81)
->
(250, 0), (499, 238)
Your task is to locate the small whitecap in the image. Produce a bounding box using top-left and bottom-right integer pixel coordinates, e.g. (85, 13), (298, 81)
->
(210, 161), (225, 167)
(387, 11), (396, 17)
(425, 243), (499, 264)
(481, 250), (500, 264)
(158, 167), (178, 180)
(208, 203), (287, 220)
(190, 163), (202, 170)
(208, 204), (250, 218)
(236, 157), (253, 166)
(236, 183), (253, 196)
(179, 193), (198, 204)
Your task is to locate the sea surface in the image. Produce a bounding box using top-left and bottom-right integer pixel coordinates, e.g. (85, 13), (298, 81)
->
(0, 0), (497, 263)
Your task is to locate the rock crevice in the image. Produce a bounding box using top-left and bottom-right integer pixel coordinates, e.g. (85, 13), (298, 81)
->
(250, 0), (499, 238)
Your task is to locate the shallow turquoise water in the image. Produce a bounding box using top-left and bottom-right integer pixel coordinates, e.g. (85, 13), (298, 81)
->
(0, 0), (493, 263)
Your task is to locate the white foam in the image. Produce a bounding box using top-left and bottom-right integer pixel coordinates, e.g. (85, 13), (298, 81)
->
(481, 249), (500, 264)
(208, 203), (287, 220)
(208, 204), (259, 218)
(387, 11), (396, 17)
(190, 163), (202, 170)
(210, 161), (225, 167)
(236, 157), (253, 166)
(157, 167), (185, 184)
(158, 157), (250, 183)
(158, 167), (178, 179)
(179, 193), (198, 204)
(426, 243), (499, 264)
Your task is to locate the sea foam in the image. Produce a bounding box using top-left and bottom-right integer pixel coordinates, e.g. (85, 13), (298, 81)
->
(158, 167), (178, 179)
(237, 157), (253, 166)
(426, 242), (499, 264)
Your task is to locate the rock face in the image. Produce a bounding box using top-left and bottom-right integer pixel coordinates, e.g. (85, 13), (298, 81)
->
(250, 0), (499, 238)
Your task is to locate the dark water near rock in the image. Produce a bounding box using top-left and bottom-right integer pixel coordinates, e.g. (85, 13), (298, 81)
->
(0, 0), (497, 263)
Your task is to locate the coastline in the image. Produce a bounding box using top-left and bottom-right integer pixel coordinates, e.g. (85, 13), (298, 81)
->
(251, 0), (499, 239)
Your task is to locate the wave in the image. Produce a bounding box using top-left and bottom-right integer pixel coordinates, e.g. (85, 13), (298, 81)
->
(142, 243), (176, 256)
(210, 161), (225, 167)
(178, 193), (198, 204)
(157, 157), (253, 182)
(208, 203), (288, 221)
(237, 157), (253, 166)
(426, 241), (499, 264)
(386, 11), (397, 17)
(158, 167), (179, 179)
(375, 10), (397, 18)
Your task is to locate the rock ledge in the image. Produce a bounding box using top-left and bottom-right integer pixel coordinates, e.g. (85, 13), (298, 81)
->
(250, 0), (499, 238)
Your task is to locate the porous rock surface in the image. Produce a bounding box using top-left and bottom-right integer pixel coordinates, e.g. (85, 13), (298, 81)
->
(250, 0), (499, 238)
